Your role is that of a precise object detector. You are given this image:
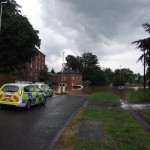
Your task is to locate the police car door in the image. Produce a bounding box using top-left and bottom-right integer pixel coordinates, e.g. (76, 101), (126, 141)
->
(34, 85), (42, 104)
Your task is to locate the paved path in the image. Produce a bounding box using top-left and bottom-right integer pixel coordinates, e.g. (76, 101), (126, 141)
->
(86, 100), (150, 132)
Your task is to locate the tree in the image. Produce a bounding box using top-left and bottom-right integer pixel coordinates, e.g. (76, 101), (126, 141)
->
(65, 52), (107, 85)
(0, 0), (41, 73)
(81, 52), (99, 70)
(114, 68), (134, 84)
(132, 23), (150, 88)
(65, 55), (77, 70)
(65, 55), (82, 72)
(103, 68), (114, 85)
(38, 65), (49, 82)
(81, 53), (100, 84)
(113, 76), (126, 86)
(50, 68), (55, 74)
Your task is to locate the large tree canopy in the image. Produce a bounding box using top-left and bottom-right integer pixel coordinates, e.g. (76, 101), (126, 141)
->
(65, 55), (78, 71)
(0, 0), (41, 73)
(132, 23), (150, 76)
(65, 52), (107, 86)
(39, 65), (49, 82)
(65, 52), (137, 86)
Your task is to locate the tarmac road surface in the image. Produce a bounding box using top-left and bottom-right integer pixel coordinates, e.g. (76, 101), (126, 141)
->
(0, 95), (84, 150)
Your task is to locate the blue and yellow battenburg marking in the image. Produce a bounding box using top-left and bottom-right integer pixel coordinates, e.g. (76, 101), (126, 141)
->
(0, 86), (45, 107)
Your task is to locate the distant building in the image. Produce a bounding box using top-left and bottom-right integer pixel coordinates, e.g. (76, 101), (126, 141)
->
(26, 50), (45, 81)
(56, 69), (82, 87)
(48, 72), (57, 83)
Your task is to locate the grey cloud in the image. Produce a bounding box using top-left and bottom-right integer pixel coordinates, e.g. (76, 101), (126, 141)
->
(38, 0), (150, 73)
(41, 0), (150, 41)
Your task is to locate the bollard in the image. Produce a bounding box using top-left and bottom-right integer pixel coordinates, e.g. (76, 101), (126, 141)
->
(57, 87), (61, 94)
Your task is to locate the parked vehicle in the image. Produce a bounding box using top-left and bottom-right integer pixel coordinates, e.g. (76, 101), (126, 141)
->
(0, 83), (46, 110)
(34, 83), (53, 97)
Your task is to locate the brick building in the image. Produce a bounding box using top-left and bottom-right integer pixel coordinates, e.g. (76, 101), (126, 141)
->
(56, 69), (82, 87)
(26, 50), (45, 81)
(0, 50), (45, 86)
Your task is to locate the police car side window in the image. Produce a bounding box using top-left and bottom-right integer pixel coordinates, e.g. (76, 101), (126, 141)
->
(45, 85), (49, 88)
(41, 85), (44, 89)
(44, 85), (48, 89)
(30, 86), (35, 92)
(24, 86), (30, 92)
(35, 86), (41, 92)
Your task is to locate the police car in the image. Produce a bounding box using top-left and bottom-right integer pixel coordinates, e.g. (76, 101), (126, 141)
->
(0, 83), (46, 110)
(34, 83), (53, 97)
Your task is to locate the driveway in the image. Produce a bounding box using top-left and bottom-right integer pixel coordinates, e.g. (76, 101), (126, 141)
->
(0, 95), (85, 150)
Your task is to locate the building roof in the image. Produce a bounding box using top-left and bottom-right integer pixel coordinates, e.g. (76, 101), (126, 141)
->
(48, 72), (56, 76)
(57, 68), (81, 74)
(37, 49), (45, 56)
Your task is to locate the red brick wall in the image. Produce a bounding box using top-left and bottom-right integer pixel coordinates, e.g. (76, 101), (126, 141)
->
(26, 51), (45, 81)
(56, 73), (82, 87)
(0, 50), (45, 86)
(0, 74), (33, 87)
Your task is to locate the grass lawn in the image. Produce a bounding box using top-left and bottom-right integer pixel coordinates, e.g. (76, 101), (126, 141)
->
(125, 89), (150, 124)
(127, 89), (150, 103)
(140, 110), (150, 123)
(55, 108), (150, 150)
(89, 92), (119, 103)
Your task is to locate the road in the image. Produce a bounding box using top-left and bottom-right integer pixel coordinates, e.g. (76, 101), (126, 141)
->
(0, 95), (85, 150)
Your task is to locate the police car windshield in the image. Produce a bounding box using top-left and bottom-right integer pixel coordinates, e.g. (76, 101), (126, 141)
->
(41, 85), (48, 89)
(1, 85), (19, 92)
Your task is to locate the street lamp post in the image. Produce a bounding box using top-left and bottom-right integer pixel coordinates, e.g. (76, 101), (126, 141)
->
(120, 65), (121, 85)
(61, 52), (65, 83)
(0, 1), (7, 33)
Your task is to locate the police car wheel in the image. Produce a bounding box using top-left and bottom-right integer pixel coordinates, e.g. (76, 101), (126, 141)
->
(41, 98), (46, 105)
(0, 105), (7, 109)
(26, 100), (31, 110)
(50, 92), (53, 97)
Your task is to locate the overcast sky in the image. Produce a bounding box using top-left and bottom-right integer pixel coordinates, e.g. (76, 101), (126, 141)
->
(16, 0), (150, 74)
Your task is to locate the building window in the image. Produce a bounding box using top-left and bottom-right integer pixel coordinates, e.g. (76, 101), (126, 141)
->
(42, 63), (44, 70)
(30, 62), (32, 68)
(36, 60), (37, 69)
(35, 74), (37, 81)
(39, 62), (40, 70)
(72, 76), (74, 80)
(76, 77), (78, 80)
(63, 76), (66, 81)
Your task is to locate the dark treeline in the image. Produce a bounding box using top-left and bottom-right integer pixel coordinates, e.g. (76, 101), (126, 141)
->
(64, 52), (142, 86)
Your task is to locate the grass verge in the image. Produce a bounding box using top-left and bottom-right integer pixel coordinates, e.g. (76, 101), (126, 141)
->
(127, 89), (150, 103)
(55, 108), (84, 150)
(88, 92), (119, 102)
(55, 108), (150, 150)
(140, 110), (150, 123)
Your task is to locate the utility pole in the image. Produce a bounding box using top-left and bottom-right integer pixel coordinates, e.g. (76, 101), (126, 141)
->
(0, 1), (7, 33)
(143, 50), (146, 89)
(61, 52), (65, 83)
(0, 1), (7, 44)
(120, 65), (121, 86)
